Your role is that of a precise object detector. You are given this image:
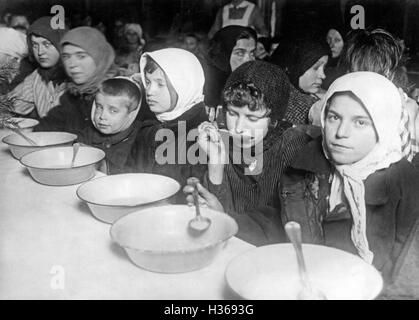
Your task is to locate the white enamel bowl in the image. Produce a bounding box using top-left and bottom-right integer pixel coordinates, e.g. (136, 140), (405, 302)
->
(20, 145), (105, 186)
(77, 173), (181, 224)
(9, 117), (40, 132)
(225, 243), (383, 300)
(110, 205), (238, 273)
(2, 131), (77, 159)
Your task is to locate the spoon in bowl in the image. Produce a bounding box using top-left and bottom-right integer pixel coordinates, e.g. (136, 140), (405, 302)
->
(188, 181), (211, 234)
(8, 123), (38, 146)
(285, 221), (327, 300)
(70, 143), (80, 168)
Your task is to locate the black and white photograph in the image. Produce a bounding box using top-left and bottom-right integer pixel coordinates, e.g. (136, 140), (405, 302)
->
(0, 0), (418, 304)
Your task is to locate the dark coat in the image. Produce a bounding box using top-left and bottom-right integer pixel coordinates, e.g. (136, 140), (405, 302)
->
(205, 124), (313, 246)
(34, 90), (95, 137)
(126, 102), (209, 201)
(280, 126), (419, 299)
(79, 118), (143, 175)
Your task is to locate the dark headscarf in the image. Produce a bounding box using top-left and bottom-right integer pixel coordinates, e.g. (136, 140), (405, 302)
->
(27, 16), (68, 83)
(204, 26), (257, 108)
(271, 37), (329, 89)
(223, 60), (293, 150)
(60, 27), (117, 96)
(208, 25), (257, 73)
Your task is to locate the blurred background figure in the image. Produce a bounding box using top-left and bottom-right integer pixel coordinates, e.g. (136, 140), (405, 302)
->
(208, 0), (268, 39)
(115, 23), (146, 76)
(182, 33), (205, 62)
(322, 25), (348, 89)
(0, 27), (29, 94)
(8, 13), (30, 34)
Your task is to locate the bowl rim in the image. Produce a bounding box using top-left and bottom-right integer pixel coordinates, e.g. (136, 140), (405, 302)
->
(1, 131), (77, 147)
(9, 117), (40, 128)
(19, 145), (105, 170)
(224, 243), (384, 300)
(109, 204), (239, 254)
(76, 173), (181, 207)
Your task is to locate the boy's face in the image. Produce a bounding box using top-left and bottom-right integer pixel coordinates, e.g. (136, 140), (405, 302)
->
(93, 93), (133, 134)
(144, 66), (178, 114)
(324, 94), (377, 165)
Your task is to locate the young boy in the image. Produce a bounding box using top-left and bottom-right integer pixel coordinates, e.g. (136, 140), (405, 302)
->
(79, 77), (142, 174)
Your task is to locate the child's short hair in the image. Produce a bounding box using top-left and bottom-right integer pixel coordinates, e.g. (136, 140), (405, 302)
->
(223, 82), (271, 116)
(98, 78), (142, 112)
(341, 28), (403, 80)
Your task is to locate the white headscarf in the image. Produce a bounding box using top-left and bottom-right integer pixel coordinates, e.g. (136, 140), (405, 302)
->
(320, 72), (403, 264)
(0, 27), (28, 59)
(139, 48), (205, 122)
(91, 76), (141, 134)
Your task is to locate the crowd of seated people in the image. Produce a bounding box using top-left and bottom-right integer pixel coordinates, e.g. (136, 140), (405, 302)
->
(0, 3), (418, 299)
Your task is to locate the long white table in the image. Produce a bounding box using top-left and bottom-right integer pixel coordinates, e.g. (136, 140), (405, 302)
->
(0, 129), (254, 300)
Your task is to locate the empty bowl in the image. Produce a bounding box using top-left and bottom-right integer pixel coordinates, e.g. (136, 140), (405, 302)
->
(76, 173), (181, 223)
(110, 205), (238, 273)
(225, 243), (383, 300)
(20, 145), (105, 186)
(8, 117), (40, 132)
(2, 131), (77, 159)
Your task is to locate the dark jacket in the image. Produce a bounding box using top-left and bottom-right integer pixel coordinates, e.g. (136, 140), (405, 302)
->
(280, 126), (419, 299)
(79, 118), (143, 175)
(127, 102), (208, 201)
(205, 124), (312, 246)
(34, 90), (95, 137)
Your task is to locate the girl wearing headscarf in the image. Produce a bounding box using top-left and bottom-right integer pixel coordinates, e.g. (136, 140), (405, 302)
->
(271, 36), (330, 124)
(9, 16), (68, 118)
(183, 61), (311, 245)
(280, 72), (419, 299)
(115, 23), (146, 76)
(35, 26), (118, 137)
(202, 25), (257, 109)
(127, 48), (208, 191)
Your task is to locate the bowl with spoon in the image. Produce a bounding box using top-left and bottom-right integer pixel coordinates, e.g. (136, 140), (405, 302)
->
(20, 144), (105, 186)
(2, 131), (77, 159)
(225, 222), (383, 300)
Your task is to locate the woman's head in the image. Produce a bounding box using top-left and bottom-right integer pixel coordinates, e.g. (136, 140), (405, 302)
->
(327, 28), (344, 58)
(271, 37), (329, 94)
(61, 27), (115, 86)
(321, 72), (402, 166)
(140, 48), (205, 122)
(223, 60), (291, 149)
(209, 26), (257, 73)
(27, 16), (68, 69)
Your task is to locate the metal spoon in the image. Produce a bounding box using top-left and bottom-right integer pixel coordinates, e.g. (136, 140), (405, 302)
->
(70, 143), (80, 168)
(9, 125), (38, 146)
(188, 182), (211, 234)
(284, 221), (327, 300)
